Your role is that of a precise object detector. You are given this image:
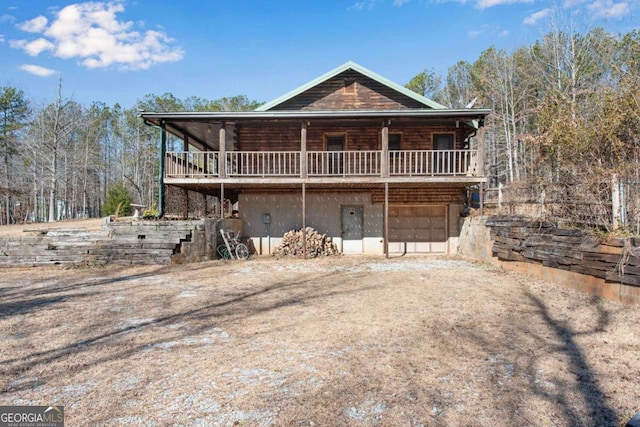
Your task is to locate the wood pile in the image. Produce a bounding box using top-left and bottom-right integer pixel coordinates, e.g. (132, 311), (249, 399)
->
(487, 215), (640, 286)
(274, 227), (339, 258)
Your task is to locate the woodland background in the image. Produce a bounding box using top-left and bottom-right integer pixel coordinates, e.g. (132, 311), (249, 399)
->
(1, 23), (639, 233)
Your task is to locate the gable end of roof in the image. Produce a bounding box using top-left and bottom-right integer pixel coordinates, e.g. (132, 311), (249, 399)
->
(255, 61), (447, 111)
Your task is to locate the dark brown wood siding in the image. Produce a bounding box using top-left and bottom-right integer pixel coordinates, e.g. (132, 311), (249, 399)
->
(269, 70), (428, 111)
(372, 187), (465, 204)
(236, 121), (465, 151)
(236, 124), (301, 151)
(239, 187), (464, 204)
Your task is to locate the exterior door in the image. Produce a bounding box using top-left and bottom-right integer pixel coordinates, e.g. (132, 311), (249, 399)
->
(434, 134), (454, 174)
(327, 135), (344, 175)
(341, 205), (363, 254)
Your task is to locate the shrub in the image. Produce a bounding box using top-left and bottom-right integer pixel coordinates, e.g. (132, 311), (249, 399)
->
(143, 206), (159, 219)
(102, 182), (132, 217)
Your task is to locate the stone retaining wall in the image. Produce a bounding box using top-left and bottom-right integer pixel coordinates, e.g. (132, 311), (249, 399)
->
(0, 218), (218, 267)
(459, 215), (640, 305)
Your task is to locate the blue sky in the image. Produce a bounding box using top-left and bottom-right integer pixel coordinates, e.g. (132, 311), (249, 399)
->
(1, 0), (638, 108)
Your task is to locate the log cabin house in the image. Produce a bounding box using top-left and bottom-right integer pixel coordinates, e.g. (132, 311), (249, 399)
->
(141, 61), (490, 256)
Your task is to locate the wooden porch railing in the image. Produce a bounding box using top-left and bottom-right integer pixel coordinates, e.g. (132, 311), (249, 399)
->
(388, 150), (477, 176)
(307, 151), (381, 176)
(164, 149), (478, 179)
(165, 151), (218, 177)
(227, 151), (300, 177)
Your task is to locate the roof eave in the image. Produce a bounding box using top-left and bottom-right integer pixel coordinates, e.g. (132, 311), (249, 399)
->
(141, 109), (491, 123)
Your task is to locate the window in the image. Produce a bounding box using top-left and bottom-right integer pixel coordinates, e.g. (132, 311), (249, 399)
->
(389, 134), (401, 151)
(326, 135), (344, 151)
(433, 133), (454, 150)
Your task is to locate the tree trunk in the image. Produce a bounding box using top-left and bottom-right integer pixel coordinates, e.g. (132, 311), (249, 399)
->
(48, 144), (57, 222)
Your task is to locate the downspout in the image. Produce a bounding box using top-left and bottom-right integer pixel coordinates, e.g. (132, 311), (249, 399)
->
(142, 118), (165, 218)
(464, 129), (477, 147)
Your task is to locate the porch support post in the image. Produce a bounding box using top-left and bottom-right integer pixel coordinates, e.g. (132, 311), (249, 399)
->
(612, 173), (620, 230)
(381, 120), (389, 177)
(220, 183), (225, 218)
(479, 183), (484, 216)
(219, 122), (227, 178)
(184, 134), (195, 176)
(302, 183), (307, 258)
(384, 182), (389, 258)
(300, 121), (308, 178)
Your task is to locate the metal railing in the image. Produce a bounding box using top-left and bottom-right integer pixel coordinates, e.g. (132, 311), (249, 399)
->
(164, 149), (478, 178)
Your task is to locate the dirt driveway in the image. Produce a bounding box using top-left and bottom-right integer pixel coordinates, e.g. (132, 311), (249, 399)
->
(0, 256), (638, 426)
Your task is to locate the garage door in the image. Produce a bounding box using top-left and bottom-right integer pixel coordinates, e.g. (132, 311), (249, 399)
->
(388, 205), (447, 254)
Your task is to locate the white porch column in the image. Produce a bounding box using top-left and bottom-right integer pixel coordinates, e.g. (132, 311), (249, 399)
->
(219, 122), (226, 178)
(381, 120), (389, 177)
(301, 121), (308, 178)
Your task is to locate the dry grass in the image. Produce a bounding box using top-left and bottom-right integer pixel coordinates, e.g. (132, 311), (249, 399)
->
(0, 218), (105, 236)
(0, 255), (638, 426)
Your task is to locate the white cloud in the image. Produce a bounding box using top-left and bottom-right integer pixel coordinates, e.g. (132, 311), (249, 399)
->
(18, 15), (48, 33)
(10, 38), (55, 56)
(10, 1), (183, 70)
(0, 35), (4, 44)
(436, 0), (535, 9)
(476, 0), (533, 9)
(393, 0), (412, 6)
(8, 39), (26, 49)
(19, 64), (56, 77)
(23, 38), (55, 56)
(524, 8), (551, 25)
(587, 0), (630, 18)
(1, 14), (16, 23)
(563, 0), (588, 6)
(468, 24), (510, 39)
(348, 0), (381, 10)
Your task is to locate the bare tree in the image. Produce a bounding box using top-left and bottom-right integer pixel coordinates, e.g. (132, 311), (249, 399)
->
(0, 87), (29, 224)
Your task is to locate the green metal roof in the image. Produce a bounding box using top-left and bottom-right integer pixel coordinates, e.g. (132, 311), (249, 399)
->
(255, 61), (448, 112)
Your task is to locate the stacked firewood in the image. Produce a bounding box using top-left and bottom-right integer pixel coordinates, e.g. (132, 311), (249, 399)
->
(274, 227), (339, 258)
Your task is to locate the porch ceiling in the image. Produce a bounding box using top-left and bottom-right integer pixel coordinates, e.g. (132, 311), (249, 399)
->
(142, 109), (490, 150)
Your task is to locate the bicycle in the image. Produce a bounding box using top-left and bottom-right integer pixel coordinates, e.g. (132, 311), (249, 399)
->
(217, 229), (249, 260)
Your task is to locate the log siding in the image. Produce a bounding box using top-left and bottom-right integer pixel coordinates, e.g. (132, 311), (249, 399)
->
(270, 70), (427, 111)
